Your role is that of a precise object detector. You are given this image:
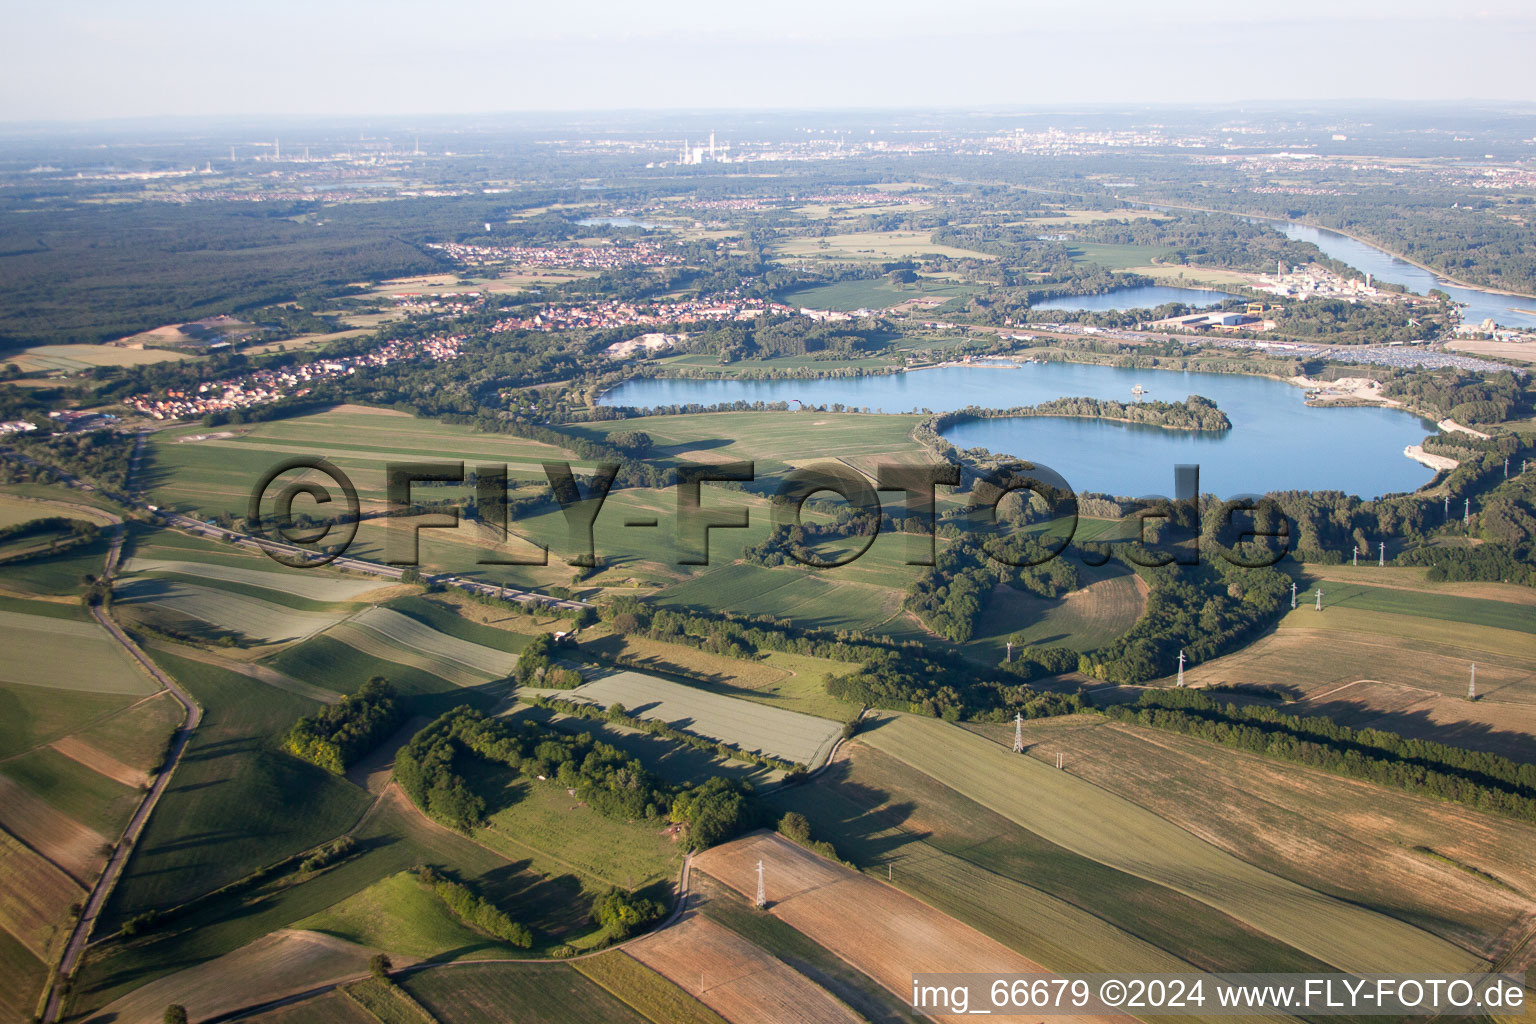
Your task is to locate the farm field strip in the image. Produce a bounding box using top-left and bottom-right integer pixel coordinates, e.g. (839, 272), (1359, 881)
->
(402, 962), (655, 1024)
(0, 825), (83, 961)
(568, 670), (843, 766)
(113, 577), (350, 643)
(627, 913), (862, 1024)
(572, 950), (731, 1024)
(48, 734), (149, 789)
(120, 557), (391, 602)
(93, 929), (401, 1024)
(860, 714), (1482, 975)
(348, 607), (517, 679)
(0, 608), (155, 695)
(694, 833), (1127, 1024)
(989, 716), (1536, 966)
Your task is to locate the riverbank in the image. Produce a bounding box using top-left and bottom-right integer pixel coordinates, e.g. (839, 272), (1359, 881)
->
(1112, 196), (1536, 303)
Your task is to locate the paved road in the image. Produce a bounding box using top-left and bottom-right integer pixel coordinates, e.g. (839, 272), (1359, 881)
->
(41, 523), (203, 1023)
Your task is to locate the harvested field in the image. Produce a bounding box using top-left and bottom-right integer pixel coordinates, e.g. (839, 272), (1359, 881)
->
(92, 929), (404, 1024)
(693, 833), (1124, 1024)
(860, 714), (1482, 974)
(0, 825), (82, 961)
(0, 774), (108, 883)
(50, 734), (149, 788)
(113, 578), (348, 643)
(1289, 678), (1536, 765)
(568, 670), (843, 767)
(120, 556), (391, 602)
(0, 927), (47, 1024)
(627, 913), (861, 1024)
(981, 715), (1536, 970)
(0, 608), (155, 694)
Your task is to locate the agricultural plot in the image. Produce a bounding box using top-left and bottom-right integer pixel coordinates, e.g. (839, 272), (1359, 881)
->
(92, 929), (396, 1024)
(299, 870), (523, 961)
(0, 745), (139, 836)
(0, 607), (154, 694)
(0, 825), (82, 962)
(780, 276), (977, 311)
(1288, 678), (1536, 764)
(240, 989), (379, 1024)
(341, 606), (518, 682)
(567, 670), (843, 767)
(655, 563), (907, 636)
(0, 681), (138, 760)
(67, 690), (188, 775)
(0, 491), (118, 529)
(403, 962), (654, 1024)
(100, 650), (372, 927)
(776, 741), (1329, 976)
(980, 715), (1536, 969)
(572, 950), (731, 1024)
(70, 787), (520, 1017)
(468, 761), (682, 895)
(0, 774), (109, 883)
(964, 563), (1147, 662)
(120, 555), (392, 603)
(693, 833), (1125, 1024)
(11, 343), (193, 373)
(265, 634), (460, 702)
(628, 914), (861, 1024)
(771, 230), (996, 262)
(145, 405), (582, 520)
(0, 927), (47, 1024)
(578, 631), (861, 722)
(859, 714), (1481, 974)
(113, 577), (350, 643)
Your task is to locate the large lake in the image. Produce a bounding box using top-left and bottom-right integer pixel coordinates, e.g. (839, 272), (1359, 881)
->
(601, 362), (1437, 499)
(1032, 284), (1236, 312)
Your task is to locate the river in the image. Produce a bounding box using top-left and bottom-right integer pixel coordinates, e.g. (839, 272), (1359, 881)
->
(600, 362), (1438, 500)
(1276, 222), (1536, 329)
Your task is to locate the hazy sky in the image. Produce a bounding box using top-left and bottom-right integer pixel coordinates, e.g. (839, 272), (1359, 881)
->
(2, 0), (1533, 121)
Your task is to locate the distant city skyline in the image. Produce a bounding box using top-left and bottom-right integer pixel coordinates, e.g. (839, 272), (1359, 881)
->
(2, 0), (1534, 122)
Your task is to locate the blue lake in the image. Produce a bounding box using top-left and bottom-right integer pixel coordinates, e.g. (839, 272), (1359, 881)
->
(600, 362), (1438, 499)
(1032, 284), (1237, 312)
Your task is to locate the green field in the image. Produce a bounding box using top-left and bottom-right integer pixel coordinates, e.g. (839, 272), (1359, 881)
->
(264, 634), (471, 706)
(342, 977), (437, 1024)
(780, 276), (977, 311)
(0, 745), (139, 836)
(71, 791), (521, 1017)
(467, 759), (681, 899)
(300, 870), (524, 961)
(964, 561), (1147, 662)
(402, 962), (654, 1024)
(857, 714), (1482, 975)
(0, 926), (47, 1024)
(1066, 241), (1175, 270)
(572, 950), (731, 1024)
(0, 534), (113, 595)
(69, 691), (184, 774)
(0, 606), (156, 694)
(100, 649), (373, 927)
(773, 741), (1327, 977)
(343, 607), (518, 681)
(120, 555), (391, 603)
(1299, 578), (1536, 635)
(0, 681), (138, 759)
(566, 669), (843, 767)
(113, 577), (352, 643)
